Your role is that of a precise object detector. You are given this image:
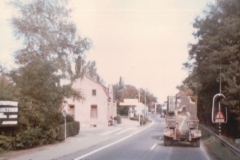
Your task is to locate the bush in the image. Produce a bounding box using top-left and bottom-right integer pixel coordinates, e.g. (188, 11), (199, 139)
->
(57, 113), (75, 124)
(14, 126), (58, 149)
(58, 121), (80, 141)
(117, 106), (128, 115)
(0, 135), (13, 153)
(116, 114), (121, 124)
(130, 116), (148, 125)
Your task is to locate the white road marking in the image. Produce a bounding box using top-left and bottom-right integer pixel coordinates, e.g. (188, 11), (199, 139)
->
(99, 128), (122, 135)
(115, 127), (133, 135)
(159, 136), (162, 140)
(151, 143), (157, 150)
(74, 134), (133, 160)
(74, 117), (155, 160)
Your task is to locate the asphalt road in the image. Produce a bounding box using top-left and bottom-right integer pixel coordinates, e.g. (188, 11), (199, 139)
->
(57, 114), (211, 160)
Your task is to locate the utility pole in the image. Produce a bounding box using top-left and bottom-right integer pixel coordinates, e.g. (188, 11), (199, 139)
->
(138, 89), (141, 126)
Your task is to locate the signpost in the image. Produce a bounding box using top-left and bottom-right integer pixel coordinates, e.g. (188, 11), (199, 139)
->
(212, 93), (227, 136)
(0, 101), (18, 127)
(215, 110), (225, 123)
(0, 101), (19, 150)
(62, 110), (67, 140)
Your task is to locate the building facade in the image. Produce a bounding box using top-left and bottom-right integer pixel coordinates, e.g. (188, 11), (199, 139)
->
(64, 76), (117, 127)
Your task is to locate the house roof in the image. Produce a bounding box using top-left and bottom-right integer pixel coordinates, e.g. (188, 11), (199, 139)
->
(101, 85), (111, 99)
(85, 76), (111, 99)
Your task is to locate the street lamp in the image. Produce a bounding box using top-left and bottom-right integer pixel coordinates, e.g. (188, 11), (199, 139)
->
(196, 46), (227, 136)
(62, 101), (68, 140)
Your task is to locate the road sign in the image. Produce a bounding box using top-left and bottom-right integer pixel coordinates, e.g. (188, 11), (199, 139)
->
(62, 110), (66, 117)
(235, 139), (240, 144)
(215, 110), (225, 123)
(0, 101), (18, 127)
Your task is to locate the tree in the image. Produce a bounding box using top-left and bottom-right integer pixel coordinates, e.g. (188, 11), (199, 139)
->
(183, 0), (240, 136)
(9, 0), (91, 106)
(4, 0), (92, 148)
(11, 0), (91, 80)
(82, 61), (104, 84)
(113, 77), (124, 102)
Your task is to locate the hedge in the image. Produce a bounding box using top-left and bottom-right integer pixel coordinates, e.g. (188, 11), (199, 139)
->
(0, 135), (13, 153)
(58, 121), (80, 141)
(130, 116), (148, 125)
(117, 114), (121, 124)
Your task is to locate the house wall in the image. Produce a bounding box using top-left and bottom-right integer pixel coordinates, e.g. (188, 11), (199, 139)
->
(65, 77), (116, 127)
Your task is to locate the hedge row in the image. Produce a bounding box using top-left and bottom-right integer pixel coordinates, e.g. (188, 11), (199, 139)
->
(130, 116), (148, 125)
(0, 135), (13, 153)
(116, 114), (121, 124)
(58, 121), (80, 141)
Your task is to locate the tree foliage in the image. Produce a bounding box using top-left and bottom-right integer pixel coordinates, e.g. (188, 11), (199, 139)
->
(0, 0), (95, 149)
(183, 0), (240, 137)
(10, 0), (91, 79)
(113, 77), (125, 102)
(113, 78), (158, 115)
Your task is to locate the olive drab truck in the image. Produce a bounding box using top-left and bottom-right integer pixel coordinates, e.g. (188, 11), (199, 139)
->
(163, 96), (201, 147)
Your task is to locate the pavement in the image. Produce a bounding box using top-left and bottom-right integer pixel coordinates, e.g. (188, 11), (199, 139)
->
(0, 116), (145, 160)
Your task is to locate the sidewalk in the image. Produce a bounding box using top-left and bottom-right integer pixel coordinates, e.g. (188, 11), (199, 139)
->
(0, 116), (140, 160)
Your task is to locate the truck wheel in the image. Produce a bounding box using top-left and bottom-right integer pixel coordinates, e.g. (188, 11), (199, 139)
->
(196, 138), (200, 147)
(164, 136), (168, 146)
(164, 136), (172, 146)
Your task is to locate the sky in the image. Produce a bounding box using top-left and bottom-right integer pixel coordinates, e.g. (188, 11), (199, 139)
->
(0, 0), (215, 103)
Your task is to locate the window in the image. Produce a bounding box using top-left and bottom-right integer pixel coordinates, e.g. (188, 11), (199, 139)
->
(92, 89), (96, 96)
(90, 105), (98, 119)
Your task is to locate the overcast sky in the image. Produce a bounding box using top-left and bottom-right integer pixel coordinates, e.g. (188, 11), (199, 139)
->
(0, 0), (215, 103)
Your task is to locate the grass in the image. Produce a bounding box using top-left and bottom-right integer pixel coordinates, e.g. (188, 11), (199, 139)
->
(201, 126), (240, 160)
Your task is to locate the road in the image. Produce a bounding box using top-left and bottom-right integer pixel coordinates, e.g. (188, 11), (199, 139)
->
(57, 114), (210, 160)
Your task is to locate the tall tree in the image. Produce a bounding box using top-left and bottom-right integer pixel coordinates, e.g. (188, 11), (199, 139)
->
(113, 77), (125, 102)
(9, 0), (91, 105)
(4, 0), (92, 148)
(184, 0), (240, 136)
(11, 0), (91, 80)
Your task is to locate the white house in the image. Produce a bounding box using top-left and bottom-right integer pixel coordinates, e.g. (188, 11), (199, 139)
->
(64, 76), (117, 127)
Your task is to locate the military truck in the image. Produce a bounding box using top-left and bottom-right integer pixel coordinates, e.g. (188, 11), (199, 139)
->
(163, 96), (201, 147)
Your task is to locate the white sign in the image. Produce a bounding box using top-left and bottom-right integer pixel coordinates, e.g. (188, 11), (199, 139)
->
(124, 99), (138, 103)
(215, 110), (225, 123)
(0, 101), (18, 106)
(0, 107), (18, 112)
(235, 139), (240, 144)
(62, 110), (66, 117)
(0, 101), (19, 127)
(2, 121), (18, 125)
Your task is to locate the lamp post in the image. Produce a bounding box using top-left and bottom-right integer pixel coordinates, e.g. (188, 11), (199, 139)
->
(62, 101), (67, 140)
(135, 89), (142, 126)
(196, 46), (227, 136)
(62, 109), (67, 140)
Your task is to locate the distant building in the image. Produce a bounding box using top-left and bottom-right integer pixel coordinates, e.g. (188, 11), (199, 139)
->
(64, 76), (117, 127)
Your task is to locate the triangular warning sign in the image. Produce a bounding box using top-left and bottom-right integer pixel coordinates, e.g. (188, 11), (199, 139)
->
(215, 110), (225, 119)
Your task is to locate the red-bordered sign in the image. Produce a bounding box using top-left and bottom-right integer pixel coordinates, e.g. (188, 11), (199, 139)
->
(215, 110), (225, 123)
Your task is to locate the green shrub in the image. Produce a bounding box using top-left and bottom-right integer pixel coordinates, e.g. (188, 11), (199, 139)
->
(117, 106), (128, 115)
(56, 113), (74, 124)
(130, 116), (148, 125)
(15, 126), (58, 149)
(58, 121), (80, 141)
(117, 114), (121, 124)
(0, 135), (13, 153)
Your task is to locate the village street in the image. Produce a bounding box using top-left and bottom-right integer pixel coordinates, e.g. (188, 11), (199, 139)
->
(1, 116), (145, 160)
(1, 114), (211, 160)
